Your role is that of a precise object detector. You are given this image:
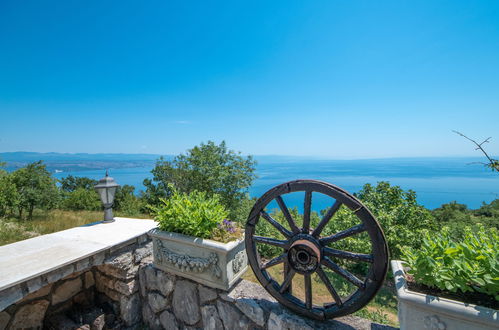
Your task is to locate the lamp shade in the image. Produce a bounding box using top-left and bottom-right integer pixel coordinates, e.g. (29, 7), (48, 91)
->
(94, 171), (120, 206)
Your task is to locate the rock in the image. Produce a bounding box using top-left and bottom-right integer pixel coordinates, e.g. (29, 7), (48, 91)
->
(148, 292), (169, 314)
(134, 242), (152, 263)
(267, 310), (314, 330)
(52, 277), (82, 305)
(216, 300), (250, 330)
(76, 257), (91, 272)
(172, 280), (200, 325)
(146, 265), (175, 297)
(0, 285), (23, 311)
(85, 271), (95, 289)
(229, 280), (276, 302)
(95, 272), (115, 291)
(46, 264), (75, 283)
(198, 285), (217, 304)
(100, 251), (139, 280)
(0, 311), (10, 330)
(114, 279), (138, 295)
(159, 310), (178, 330)
(10, 299), (49, 329)
(92, 314), (105, 330)
(142, 303), (161, 330)
(235, 298), (265, 327)
(201, 305), (223, 330)
(22, 283), (52, 301)
(120, 293), (141, 326)
(26, 277), (43, 293)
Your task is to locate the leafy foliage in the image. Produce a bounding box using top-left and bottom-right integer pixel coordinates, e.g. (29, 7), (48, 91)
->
(59, 175), (97, 192)
(152, 188), (230, 239)
(144, 141), (257, 221)
(61, 188), (101, 211)
(403, 227), (499, 300)
(10, 161), (59, 219)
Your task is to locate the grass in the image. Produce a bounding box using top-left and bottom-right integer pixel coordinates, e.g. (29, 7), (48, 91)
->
(0, 209), (152, 246)
(242, 264), (399, 327)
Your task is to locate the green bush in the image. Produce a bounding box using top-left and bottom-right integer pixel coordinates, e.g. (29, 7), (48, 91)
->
(403, 226), (499, 300)
(62, 188), (101, 211)
(152, 188), (229, 239)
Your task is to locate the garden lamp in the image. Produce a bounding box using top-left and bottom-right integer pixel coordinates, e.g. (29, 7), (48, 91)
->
(94, 170), (120, 223)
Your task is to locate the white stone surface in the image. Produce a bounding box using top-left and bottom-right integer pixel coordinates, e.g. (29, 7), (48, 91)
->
(0, 218), (156, 295)
(392, 260), (498, 330)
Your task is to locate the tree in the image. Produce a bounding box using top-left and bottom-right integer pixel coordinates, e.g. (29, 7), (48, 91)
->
(143, 141), (257, 221)
(0, 164), (20, 217)
(453, 131), (499, 172)
(114, 184), (143, 216)
(59, 175), (97, 192)
(11, 161), (59, 219)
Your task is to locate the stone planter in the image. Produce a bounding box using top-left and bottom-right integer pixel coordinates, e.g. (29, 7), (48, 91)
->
(391, 260), (498, 330)
(150, 228), (248, 291)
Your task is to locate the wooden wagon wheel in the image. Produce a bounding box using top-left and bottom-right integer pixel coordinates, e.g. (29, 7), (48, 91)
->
(245, 180), (389, 320)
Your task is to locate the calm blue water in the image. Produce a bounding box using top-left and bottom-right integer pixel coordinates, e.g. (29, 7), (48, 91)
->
(53, 158), (498, 210)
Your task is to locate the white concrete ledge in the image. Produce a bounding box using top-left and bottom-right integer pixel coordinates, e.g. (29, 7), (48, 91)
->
(0, 217), (156, 310)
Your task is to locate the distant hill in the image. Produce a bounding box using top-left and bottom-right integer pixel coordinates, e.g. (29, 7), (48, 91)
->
(0, 152), (171, 172)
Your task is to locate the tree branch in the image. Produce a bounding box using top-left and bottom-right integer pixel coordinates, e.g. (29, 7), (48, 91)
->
(453, 130), (499, 172)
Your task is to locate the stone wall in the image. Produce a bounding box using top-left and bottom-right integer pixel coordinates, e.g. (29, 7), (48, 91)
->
(1, 230), (395, 330)
(0, 237), (152, 330)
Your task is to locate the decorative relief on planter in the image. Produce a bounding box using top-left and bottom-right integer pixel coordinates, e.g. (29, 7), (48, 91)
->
(154, 238), (221, 278)
(232, 251), (245, 274)
(424, 315), (446, 330)
(150, 229), (247, 291)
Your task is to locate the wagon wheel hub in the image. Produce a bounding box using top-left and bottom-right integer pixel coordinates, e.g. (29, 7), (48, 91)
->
(288, 236), (321, 274)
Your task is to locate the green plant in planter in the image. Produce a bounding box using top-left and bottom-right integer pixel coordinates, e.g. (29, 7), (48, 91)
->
(152, 188), (235, 240)
(402, 226), (499, 301)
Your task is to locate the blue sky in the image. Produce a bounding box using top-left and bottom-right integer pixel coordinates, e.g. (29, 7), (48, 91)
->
(1, 1), (498, 158)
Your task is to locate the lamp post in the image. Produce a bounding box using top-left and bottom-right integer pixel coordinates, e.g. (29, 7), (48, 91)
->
(94, 170), (120, 223)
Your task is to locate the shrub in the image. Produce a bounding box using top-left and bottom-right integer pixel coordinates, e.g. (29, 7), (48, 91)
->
(62, 188), (101, 211)
(403, 226), (499, 300)
(152, 188), (230, 240)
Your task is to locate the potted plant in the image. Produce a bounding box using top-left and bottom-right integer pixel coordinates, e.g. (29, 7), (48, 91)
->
(149, 188), (247, 290)
(392, 227), (498, 330)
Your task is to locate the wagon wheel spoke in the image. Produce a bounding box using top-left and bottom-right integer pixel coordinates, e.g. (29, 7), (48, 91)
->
(323, 247), (373, 263)
(302, 190), (312, 233)
(276, 196), (300, 234)
(304, 274), (313, 309)
(260, 211), (292, 238)
(311, 200), (342, 237)
(253, 236), (288, 248)
(316, 266), (343, 305)
(322, 257), (365, 288)
(319, 223), (366, 245)
(261, 253), (287, 270)
(279, 268), (296, 293)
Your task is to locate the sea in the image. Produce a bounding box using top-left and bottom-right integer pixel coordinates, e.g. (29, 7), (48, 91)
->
(52, 157), (499, 211)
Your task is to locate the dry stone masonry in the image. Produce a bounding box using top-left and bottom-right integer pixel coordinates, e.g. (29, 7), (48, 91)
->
(0, 219), (396, 330)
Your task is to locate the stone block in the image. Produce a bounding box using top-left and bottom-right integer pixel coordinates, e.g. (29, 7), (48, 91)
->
(120, 293), (141, 326)
(148, 292), (169, 314)
(201, 305), (223, 330)
(114, 279), (138, 296)
(73, 290), (94, 308)
(46, 264), (75, 283)
(142, 303), (161, 330)
(216, 300), (250, 330)
(10, 299), (49, 329)
(52, 277), (82, 305)
(159, 310), (178, 330)
(84, 271), (95, 289)
(134, 242), (152, 263)
(0, 285), (23, 311)
(198, 285), (217, 304)
(145, 265), (175, 297)
(26, 276), (43, 294)
(95, 271), (116, 292)
(0, 311), (10, 330)
(22, 283), (52, 302)
(76, 258), (91, 272)
(172, 280), (200, 325)
(93, 251), (106, 266)
(235, 298), (265, 327)
(267, 311), (314, 330)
